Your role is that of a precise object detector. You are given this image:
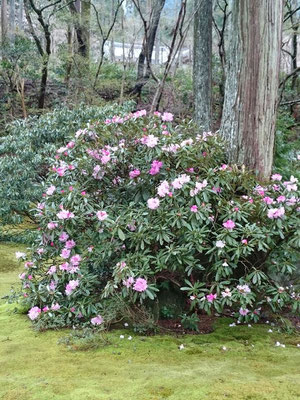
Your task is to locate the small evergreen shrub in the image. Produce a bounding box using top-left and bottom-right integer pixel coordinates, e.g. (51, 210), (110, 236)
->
(16, 111), (300, 328)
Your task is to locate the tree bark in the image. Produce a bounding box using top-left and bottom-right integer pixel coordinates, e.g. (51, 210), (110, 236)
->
(18, 0), (23, 30)
(81, 0), (90, 59)
(131, 0), (165, 96)
(1, 0), (8, 45)
(10, 0), (15, 41)
(220, 0), (283, 180)
(193, 0), (212, 131)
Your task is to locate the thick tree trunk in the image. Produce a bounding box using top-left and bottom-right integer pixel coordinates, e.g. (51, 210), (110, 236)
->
(1, 0), (8, 44)
(220, 0), (283, 180)
(193, 0), (212, 131)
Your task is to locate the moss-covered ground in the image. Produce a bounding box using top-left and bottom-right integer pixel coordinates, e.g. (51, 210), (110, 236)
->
(0, 243), (299, 400)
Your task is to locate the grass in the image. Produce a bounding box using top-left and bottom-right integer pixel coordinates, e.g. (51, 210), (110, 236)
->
(0, 243), (299, 400)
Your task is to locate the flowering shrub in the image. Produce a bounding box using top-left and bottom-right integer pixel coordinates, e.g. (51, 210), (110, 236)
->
(0, 101), (134, 226)
(16, 110), (300, 328)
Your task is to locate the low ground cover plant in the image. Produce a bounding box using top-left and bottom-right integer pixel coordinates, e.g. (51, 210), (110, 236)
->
(15, 110), (300, 330)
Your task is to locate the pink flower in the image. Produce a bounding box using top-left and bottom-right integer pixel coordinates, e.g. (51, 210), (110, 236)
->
(157, 180), (170, 197)
(141, 134), (159, 148)
(57, 209), (75, 220)
(65, 279), (79, 295)
(59, 262), (70, 271)
(61, 248), (71, 259)
(161, 112), (173, 122)
(46, 185), (56, 196)
(149, 160), (163, 175)
(241, 239), (248, 245)
(147, 198), (160, 209)
(51, 303), (61, 311)
(276, 195), (286, 203)
(190, 205), (198, 213)
(67, 141), (75, 149)
(123, 277), (134, 288)
(42, 306), (49, 312)
(239, 307), (249, 316)
(70, 254), (81, 266)
(47, 222), (58, 230)
(81, 191), (86, 196)
(172, 174), (190, 189)
(96, 211), (108, 221)
(129, 169), (141, 179)
(133, 278), (148, 292)
(267, 207), (285, 219)
(47, 265), (57, 275)
(65, 240), (76, 249)
(91, 315), (104, 325)
(223, 220), (236, 230)
(206, 293), (217, 303)
(59, 232), (69, 242)
(28, 306), (41, 320)
(37, 202), (45, 210)
(271, 174), (282, 181)
(263, 196), (273, 205)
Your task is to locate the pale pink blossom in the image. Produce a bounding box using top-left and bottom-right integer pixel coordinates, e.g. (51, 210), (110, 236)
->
(147, 198), (160, 209)
(277, 195), (286, 203)
(262, 196), (273, 205)
(51, 303), (61, 311)
(59, 232), (69, 242)
(65, 240), (76, 249)
(161, 112), (173, 122)
(190, 205), (198, 213)
(65, 279), (79, 295)
(47, 222), (58, 230)
(223, 220), (236, 230)
(70, 254), (81, 266)
(28, 306), (41, 320)
(222, 288), (232, 298)
(237, 284), (251, 294)
(239, 307), (249, 316)
(46, 185), (56, 196)
(157, 180), (170, 197)
(123, 276), (134, 288)
(91, 315), (104, 325)
(133, 278), (148, 292)
(142, 134), (159, 148)
(129, 169), (141, 179)
(96, 211), (108, 221)
(67, 141), (75, 149)
(57, 209), (75, 220)
(267, 207), (285, 219)
(241, 239), (248, 245)
(61, 248), (71, 259)
(271, 174), (282, 181)
(43, 306), (49, 312)
(47, 265), (57, 275)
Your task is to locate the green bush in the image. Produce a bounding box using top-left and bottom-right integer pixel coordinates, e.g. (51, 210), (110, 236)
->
(16, 110), (300, 329)
(0, 101), (135, 226)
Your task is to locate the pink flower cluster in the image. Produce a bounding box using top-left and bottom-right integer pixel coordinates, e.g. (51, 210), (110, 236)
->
(129, 169), (141, 179)
(57, 209), (75, 220)
(65, 279), (79, 296)
(267, 207), (285, 219)
(149, 160), (163, 175)
(123, 277), (148, 292)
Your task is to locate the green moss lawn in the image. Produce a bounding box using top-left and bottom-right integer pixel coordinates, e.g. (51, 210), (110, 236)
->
(0, 243), (299, 400)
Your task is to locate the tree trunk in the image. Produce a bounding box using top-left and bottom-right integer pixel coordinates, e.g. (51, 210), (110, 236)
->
(18, 0), (23, 30)
(10, 0), (15, 41)
(132, 0), (165, 96)
(220, 0), (283, 180)
(81, 0), (90, 60)
(291, 24), (298, 90)
(1, 0), (8, 44)
(193, 0), (212, 131)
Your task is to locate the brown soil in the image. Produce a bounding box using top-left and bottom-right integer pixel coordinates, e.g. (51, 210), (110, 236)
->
(158, 315), (215, 335)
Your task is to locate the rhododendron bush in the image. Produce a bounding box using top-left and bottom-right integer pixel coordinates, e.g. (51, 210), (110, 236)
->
(17, 111), (300, 328)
